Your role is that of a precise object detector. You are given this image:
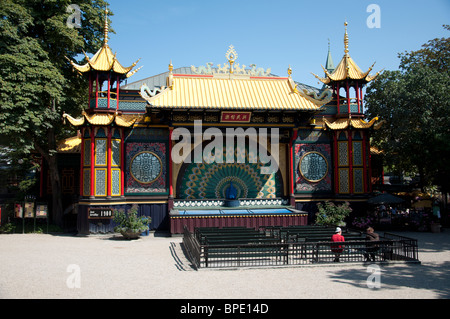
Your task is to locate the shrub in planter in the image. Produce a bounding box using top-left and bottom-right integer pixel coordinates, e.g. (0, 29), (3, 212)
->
(315, 201), (352, 227)
(113, 205), (151, 239)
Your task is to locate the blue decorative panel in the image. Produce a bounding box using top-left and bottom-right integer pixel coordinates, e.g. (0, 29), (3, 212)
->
(339, 168), (350, 194)
(338, 141), (349, 166)
(112, 139), (121, 167)
(95, 139), (107, 166)
(353, 141), (363, 166)
(83, 169), (91, 197)
(130, 152), (162, 184)
(84, 140), (91, 166)
(111, 169), (121, 196)
(95, 169), (106, 196)
(295, 144), (332, 193)
(353, 168), (364, 194)
(300, 152), (328, 182)
(125, 142), (167, 194)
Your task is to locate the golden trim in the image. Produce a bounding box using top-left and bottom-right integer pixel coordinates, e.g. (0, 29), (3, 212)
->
(129, 151), (163, 185)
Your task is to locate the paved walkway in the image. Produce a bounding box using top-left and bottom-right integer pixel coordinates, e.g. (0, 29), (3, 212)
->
(0, 229), (449, 299)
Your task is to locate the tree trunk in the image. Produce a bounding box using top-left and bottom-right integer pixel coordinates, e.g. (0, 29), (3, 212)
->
(47, 153), (64, 228)
(34, 128), (64, 228)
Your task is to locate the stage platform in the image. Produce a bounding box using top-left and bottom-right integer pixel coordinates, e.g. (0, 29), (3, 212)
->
(169, 206), (308, 234)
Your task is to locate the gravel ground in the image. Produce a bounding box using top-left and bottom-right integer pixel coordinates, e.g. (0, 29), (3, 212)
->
(0, 229), (449, 299)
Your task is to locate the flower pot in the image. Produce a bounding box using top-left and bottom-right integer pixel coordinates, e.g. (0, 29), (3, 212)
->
(120, 230), (141, 239)
(430, 224), (441, 233)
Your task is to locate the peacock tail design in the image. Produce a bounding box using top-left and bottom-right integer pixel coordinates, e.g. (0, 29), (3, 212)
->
(178, 145), (282, 200)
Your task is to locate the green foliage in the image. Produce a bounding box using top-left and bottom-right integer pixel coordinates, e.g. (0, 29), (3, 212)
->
(0, 0), (113, 225)
(365, 25), (450, 192)
(315, 201), (352, 226)
(0, 223), (16, 234)
(113, 205), (151, 235)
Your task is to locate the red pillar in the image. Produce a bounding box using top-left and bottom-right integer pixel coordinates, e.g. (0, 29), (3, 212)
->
(356, 82), (360, 113)
(107, 126), (112, 197)
(95, 73), (99, 109)
(168, 128), (174, 210)
(333, 132), (339, 194)
(289, 129), (298, 207)
(117, 75), (120, 109)
(88, 74), (92, 108)
(348, 130), (353, 194)
(80, 129), (85, 196)
(336, 83), (340, 114)
(107, 74), (111, 109)
(362, 131), (368, 193)
(120, 128), (125, 197)
(90, 127), (95, 198)
(346, 82), (351, 114)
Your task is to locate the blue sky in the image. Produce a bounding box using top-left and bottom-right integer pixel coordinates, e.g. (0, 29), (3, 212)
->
(105, 0), (449, 88)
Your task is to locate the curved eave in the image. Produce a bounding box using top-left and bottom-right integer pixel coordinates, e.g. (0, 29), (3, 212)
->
(63, 112), (140, 128)
(323, 117), (380, 130)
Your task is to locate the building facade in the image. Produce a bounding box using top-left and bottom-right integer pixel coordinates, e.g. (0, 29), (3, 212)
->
(60, 17), (381, 234)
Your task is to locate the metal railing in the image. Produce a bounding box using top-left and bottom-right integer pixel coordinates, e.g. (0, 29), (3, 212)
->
(182, 226), (420, 269)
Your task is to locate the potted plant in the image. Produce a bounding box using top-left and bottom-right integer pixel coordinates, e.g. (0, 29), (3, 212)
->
(113, 205), (151, 239)
(315, 201), (352, 227)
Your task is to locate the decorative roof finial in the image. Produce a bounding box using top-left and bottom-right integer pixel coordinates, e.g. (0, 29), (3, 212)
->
(344, 21), (349, 56)
(104, 6), (109, 46)
(226, 45), (238, 74)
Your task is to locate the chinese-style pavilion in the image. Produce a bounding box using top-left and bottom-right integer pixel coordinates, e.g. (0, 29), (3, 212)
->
(59, 15), (381, 234)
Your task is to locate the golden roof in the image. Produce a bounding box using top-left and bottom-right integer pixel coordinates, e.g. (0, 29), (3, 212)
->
(141, 73), (332, 111)
(57, 136), (81, 153)
(323, 116), (382, 130)
(63, 112), (140, 128)
(67, 8), (141, 77)
(312, 22), (381, 84)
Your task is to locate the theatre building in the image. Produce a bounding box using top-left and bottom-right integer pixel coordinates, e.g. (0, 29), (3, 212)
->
(57, 18), (382, 235)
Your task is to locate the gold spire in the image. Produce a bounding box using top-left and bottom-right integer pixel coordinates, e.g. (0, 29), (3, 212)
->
(311, 21), (380, 84)
(104, 6), (109, 46)
(67, 6), (141, 78)
(344, 21), (349, 56)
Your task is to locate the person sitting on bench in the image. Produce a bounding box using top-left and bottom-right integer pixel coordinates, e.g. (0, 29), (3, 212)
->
(331, 227), (345, 262)
(364, 227), (380, 262)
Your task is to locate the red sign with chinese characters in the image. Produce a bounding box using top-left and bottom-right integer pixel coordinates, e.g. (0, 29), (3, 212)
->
(220, 112), (251, 123)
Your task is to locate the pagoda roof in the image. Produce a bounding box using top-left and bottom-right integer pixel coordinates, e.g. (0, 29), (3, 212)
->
(67, 8), (141, 78)
(141, 73), (332, 111)
(140, 47), (333, 112)
(312, 22), (381, 85)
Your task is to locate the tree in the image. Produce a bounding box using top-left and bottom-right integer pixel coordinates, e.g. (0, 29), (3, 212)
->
(365, 25), (450, 193)
(0, 0), (113, 226)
